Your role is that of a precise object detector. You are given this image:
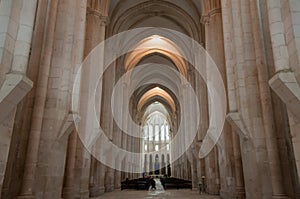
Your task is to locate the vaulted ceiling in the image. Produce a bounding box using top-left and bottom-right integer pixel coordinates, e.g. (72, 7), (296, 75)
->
(106, 0), (202, 127)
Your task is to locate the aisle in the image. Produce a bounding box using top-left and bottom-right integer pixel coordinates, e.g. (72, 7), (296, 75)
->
(148, 178), (165, 196)
(91, 182), (220, 199)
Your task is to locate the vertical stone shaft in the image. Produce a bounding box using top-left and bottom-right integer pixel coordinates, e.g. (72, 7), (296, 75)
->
(17, 0), (59, 197)
(266, 0), (290, 72)
(221, 2), (245, 197)
(250, 0), (288, 197)
(83, 2), (107, 197)
(11, 0), (38, 73)
(62, 131), (78, 199)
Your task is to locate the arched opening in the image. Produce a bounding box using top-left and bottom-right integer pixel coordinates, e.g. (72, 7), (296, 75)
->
(141, 102), (172, 176)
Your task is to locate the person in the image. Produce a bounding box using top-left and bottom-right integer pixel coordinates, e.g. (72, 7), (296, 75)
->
(150, 177), (156, 190)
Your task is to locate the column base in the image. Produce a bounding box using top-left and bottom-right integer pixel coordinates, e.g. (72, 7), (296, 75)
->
(15, 195), (34, 199)
(235, 187), (246, 199)
(62, 186), (74, 199)
(114, 183), (121, 190)
(89, 186), (105, 197)
(79, 190), (89, 199)
(272, 195), (289, 199)
(105, 184), (114, 192)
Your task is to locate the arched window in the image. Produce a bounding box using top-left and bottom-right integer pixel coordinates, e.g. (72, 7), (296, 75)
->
(155, 125), (159, 141)
(161, 125), (165, 141)
(141, 102), (172, 175)
(166, 125), (170, 141)
(149, 125), (153, 141)
(144, 125), (148, 140)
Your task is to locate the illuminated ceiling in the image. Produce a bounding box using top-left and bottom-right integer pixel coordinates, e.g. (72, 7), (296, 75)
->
(125, 35), (187, 78)
(138, 87), (175, 113)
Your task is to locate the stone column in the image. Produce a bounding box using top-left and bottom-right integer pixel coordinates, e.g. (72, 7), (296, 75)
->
(121, 82), (129, 178)
(202, 0), (226, 195)
(266, 0), (290, 73)
(62, 131), (78, 199)
(204, 148), (218, 195)
(221, 2), (246, 198)
(250, 0), (289, 198)
(112, 77), (123, 189)
(98, 163), (106, 195)
(266, 0), (300, 184)
(84, 3), (108, 197)
(15, 0), (59, 198)
(232, 131), (245, 199)
(286, 0), (300, 81)
(100, 23), (116, 192)
(235, 1), (275, 198)
(191, 144), (199, 190)
(89, 157), (104, 197)
(112, 68), (125, 187)
(18, 0), (87, 198)
(0, 0), (37, 195)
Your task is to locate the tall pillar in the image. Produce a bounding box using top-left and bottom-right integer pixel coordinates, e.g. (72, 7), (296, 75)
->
(112, 79), (123, 189)
(191, 144), (199, 190)
(62, 131), (78, 199)
(250, 0), (289, 198)
(84, 2), (108, 197)
(100, 20), (115, 192)
(232, 131), (245, 199)
(121, 82), (129, 179)
(17, 0), (87, 198)
(0, 0), (37, 195)
(89, 158), (105, 197)
(204, 148), (219, 195)
(15, 0), (59, 198)
(220, 1), (246, 198)
(98, 163), (106, 195)
(266, 0), (300, 184)
(266, 0), (290, 73)
(202, 0), (227, 195)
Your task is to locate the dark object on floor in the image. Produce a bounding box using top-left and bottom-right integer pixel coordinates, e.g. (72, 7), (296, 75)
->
(121, 178), (151, 190)
(160, 177), (192, 190)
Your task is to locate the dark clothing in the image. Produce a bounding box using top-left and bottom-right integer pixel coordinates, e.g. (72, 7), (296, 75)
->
(150, 178), (156, 190)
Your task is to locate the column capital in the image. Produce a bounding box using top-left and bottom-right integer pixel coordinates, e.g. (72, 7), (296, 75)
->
(86, 7), (109, 25)
(201, 8), (222, 24)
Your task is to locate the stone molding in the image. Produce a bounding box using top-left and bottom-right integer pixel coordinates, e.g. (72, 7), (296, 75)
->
(269, 70), (300, 119)
(201, 8), (222, 24)
(56, 113), (77, 141)
(226, 112), (249, 141)
(86, 7), (109, 25)
(0, 73), (33, 122)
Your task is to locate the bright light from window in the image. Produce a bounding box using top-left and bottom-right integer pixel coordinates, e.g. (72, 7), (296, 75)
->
(145, 144), (148, 151)
(149, 125), (153, 141)
(155, 125), (159, 141)
(144, 126), (148, 140)
(166, 126), (170, 141)
(161, 125), (165, 141)
(155, 145), (159, 151)
(167, 144), (170, 151)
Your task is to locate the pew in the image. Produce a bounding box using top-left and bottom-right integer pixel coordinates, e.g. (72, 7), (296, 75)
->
(160, 177), (192, 190)
(121, 178), (151, 190)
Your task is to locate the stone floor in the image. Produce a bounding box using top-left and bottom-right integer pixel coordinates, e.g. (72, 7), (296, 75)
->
(91, 179), (220, 199)
(91, 190), (220, 199)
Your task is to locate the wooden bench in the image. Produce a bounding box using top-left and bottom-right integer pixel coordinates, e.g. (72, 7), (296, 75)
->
(121, 178), (151, 190)
(160, 177), (192, 190)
